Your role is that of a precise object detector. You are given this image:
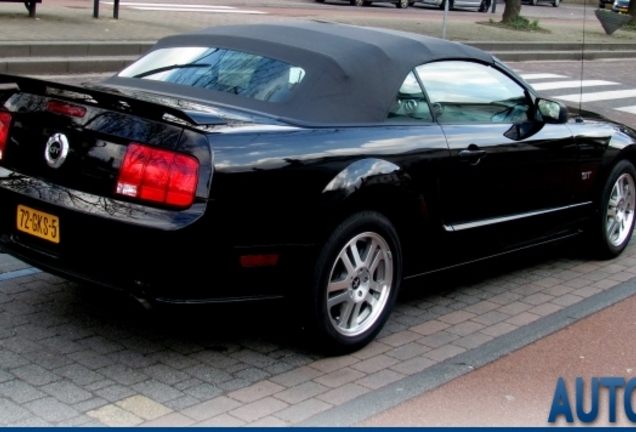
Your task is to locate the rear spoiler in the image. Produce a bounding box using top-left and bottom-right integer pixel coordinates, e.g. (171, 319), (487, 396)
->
(0, 73), (227, 128)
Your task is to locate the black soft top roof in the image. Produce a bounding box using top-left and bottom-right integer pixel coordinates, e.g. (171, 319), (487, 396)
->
(106, 22), (494, 125)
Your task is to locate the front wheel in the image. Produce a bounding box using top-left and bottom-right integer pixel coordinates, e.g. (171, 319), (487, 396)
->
(309, 211), (402, 353)
(589, 160), (636, 259)
(396, 0), (409, 7)
(478, 0), (490, 11)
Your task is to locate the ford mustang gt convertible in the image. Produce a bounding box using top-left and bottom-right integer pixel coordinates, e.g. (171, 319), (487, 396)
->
(0, 22), (635, 352)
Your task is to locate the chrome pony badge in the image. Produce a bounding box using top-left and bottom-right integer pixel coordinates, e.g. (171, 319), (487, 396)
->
(44, 133), (69, 169)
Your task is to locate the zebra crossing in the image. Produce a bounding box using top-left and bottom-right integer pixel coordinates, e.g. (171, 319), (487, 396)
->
(99, 1), (267, 14)
(520, 72), (636, 118)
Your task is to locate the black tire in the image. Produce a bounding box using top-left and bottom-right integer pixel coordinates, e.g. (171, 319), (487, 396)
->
(350, 0), (363, 5)
(553, 0), (560, 7)
(589, 160), (636, 259)
(396, 0), (409, 8)
(409, 1), (415, 5)
(439, 0), (453, 9)
(478, 0), (490, 11)
(315, 0), (325, 2)
(530, 0), (537, 5)
(363, 0), (372, 5)
(309, 211), (402, 354)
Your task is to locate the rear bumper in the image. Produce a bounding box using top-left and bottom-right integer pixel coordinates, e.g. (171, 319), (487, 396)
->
(0, 173), (314, 303)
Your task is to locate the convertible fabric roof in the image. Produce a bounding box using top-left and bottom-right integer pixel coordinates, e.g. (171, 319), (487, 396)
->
(107, 22), (495, 125)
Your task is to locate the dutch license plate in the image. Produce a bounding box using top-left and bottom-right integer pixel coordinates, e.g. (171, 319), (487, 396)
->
(16, 205), (60, 244)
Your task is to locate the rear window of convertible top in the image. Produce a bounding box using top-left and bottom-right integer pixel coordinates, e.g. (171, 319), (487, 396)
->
(118, 47), (306, 103)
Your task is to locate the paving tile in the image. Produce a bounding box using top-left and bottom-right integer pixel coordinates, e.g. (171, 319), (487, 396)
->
(350, 354), (400, 374)
(72, 397), (109, 413)
(87, 404), (144, 426)
(182, 396), (242, 421)
(1, 397), (34, 424)
(0, 351), (29, 369)
(570, 263), (601, 273)
(315, 383), (371, 405)
(351, 341), (392, 360)
(230, 350), (278, 369)
(446, 320), (485, 337)
(497, 301), (533, 315)
(273, 398), (331, 423)
(97, 364), (148, 386)
(195, 413), (246, 426)
(0, 379), (46, 404)
(355, 369), (406, 390)
(550, 294), (584, 307)
(227, 380), (285, 404)
(608, 271), (636, 282)
(528, 302), (564, 316)
(163, 395), (201, 411)
(182, 382), (223, 401)
(480, 322), (518, 337)
(487, 292), (523, 305)
(68, 350), (114, 370)
(570, 286), (603, 298)
(217, 378), (251, 392)
(41, 380), (92, 405)
(453, 333), (494, 350)
(94, 384), (136, 403)
(182, 364), (232, 385)
(24, 396), (80, 423)
(308, 356), (358, 374)
(273, 381), (329, 404)
(510, 284), (545, 296)
(385, 342), (430, 361)
(472, 311), (510, 326)
(229, 397), (289, 423)
(591, 279), (620, 290)
(505, 312), (541, 326)
(141, 364), (191, 386)
(463, 300), (500, 314)
(563, 277), (594, 288)
(269, 366), (323, 387)
(532, 277), (562, 288)
(410, 320), (450, 336)
(522, 292), (555, 306)
(10, 364), (59, 386)
(438, 310), (476, 325)
(143, 412), (196, 427)
(313, 367), (366, 388)
(552, 269), (584, 281)
(131, 379), (184, 403)
(248, 415), (288, 426)
(424, 345), (466, 362)
(378, 330), (422, 348)
(417, 331), (459, 349)
(116, 395), (172, 421)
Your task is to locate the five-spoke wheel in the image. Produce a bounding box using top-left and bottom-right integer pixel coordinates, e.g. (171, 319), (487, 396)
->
(310, 211), (402, 353)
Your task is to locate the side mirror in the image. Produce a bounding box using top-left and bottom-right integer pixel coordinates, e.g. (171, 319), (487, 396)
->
(537, 98), (568, 124)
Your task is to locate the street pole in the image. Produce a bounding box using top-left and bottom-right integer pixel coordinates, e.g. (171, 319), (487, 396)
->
(442, 0), (449, 39)
(491, 0), (497, 13)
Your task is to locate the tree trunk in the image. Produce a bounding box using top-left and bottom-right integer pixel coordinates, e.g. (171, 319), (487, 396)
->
(628, 0), (636, 25)
(502, 0), (522, 22)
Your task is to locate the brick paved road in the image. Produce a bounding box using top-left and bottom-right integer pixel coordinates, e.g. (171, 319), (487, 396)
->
(1, 237), (635, 425)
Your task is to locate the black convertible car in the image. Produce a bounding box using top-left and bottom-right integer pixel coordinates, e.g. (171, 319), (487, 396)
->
(0, 22), (635, 352)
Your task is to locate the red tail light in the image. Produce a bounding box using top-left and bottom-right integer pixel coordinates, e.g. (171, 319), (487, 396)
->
(47, 100), (87, 118)
(0, 112), (11, 160)
(116, 143), (199, 207)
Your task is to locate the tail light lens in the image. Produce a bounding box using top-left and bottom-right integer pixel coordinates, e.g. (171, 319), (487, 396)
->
(47, 100), (87, 118)
(116, 143), (199, 208)
(0, 112), (11, 160)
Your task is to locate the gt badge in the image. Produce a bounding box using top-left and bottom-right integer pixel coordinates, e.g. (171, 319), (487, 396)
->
(44, 133), (69, 169)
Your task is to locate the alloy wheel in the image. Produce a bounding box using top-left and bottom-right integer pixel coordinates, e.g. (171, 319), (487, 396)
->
(605, 173), (635, 247)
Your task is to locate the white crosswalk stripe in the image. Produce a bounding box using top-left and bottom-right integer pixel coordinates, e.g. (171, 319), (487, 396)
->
(517, 69), (636, 120)
(100, 1), (266, 14)
(520, 73), (569, 80)
(531, 80), (619, 91)
(555, 89), (636, 103)
(616, 106), (636, 115)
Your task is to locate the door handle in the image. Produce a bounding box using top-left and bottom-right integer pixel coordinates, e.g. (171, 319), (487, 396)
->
(458, 148), (487, 165)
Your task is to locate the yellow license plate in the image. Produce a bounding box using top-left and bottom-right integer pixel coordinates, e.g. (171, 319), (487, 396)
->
(16, 205), (60, 244)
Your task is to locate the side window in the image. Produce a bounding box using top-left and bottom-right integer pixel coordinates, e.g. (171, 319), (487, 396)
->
(386, 71), (433, 123)
(415, 61), (530, 124)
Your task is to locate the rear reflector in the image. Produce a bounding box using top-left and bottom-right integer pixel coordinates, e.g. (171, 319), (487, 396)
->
(0, 112), (11, 160)
(47, 100), (87, 118)
(239, 254), (280, 268)
(116, 143), (199, 207)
